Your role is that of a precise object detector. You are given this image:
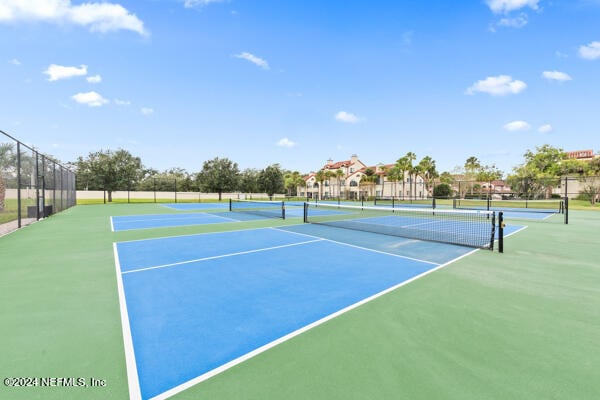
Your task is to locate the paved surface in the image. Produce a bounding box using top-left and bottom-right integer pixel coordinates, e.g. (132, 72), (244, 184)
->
(0, 218), (36, 237)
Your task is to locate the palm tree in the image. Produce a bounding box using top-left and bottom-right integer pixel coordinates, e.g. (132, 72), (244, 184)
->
(315, 170), (326, 200)
(464, 156), (481, 196)
(411, 163), (424, 198)
(324, 170), (334, 199)
(396, 155), (412, 199)
(378, 164), (388, 198)
(402, 152), (417, 199)
(418, 156), (438, 197)
(335, 169), (345, 198)
(386, 166), (402, 198)
(360, 168), (377, 199)
(284, 171), (304, 197)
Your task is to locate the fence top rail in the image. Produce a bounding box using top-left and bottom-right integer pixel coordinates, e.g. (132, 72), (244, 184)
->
(1, 129), (75, 174)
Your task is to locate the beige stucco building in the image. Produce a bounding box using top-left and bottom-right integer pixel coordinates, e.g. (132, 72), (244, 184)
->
(299, 154), (426, 200)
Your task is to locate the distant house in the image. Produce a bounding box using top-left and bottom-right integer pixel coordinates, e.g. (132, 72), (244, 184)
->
(567, 149), (594, 161)
(450, 175), (512, 199)
(299, 155), (426, 200)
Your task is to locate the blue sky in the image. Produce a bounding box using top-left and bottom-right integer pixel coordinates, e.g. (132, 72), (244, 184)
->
(1, 0), (599, 176)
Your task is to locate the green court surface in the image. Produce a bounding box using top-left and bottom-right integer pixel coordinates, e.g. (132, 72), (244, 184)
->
(1, 204), (599, 400)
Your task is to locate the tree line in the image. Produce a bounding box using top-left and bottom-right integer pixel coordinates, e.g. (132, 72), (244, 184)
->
(74, 150), (292, 201)
(71, 144), (600, 204)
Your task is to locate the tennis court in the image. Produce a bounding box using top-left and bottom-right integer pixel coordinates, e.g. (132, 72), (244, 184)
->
(115, 227), (453, 399)
(113, 203), (525, 399)
(2, 204), (599, 400)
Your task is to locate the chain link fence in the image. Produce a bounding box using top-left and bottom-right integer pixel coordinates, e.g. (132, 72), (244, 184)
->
(1, 130), (76, 235)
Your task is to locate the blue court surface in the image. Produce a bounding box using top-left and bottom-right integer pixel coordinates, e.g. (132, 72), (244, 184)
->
(161, 203), (229, 211)
(111, 213), (238, 231)
(114, 224), (522, 400)
(110, 206), (321, 231)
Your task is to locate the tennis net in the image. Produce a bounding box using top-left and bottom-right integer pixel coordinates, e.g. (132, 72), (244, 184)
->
(374, 196), (436, 208)
(229, 199), (285, 219)
(304, 202), (500, 250)
(453, 198), (564, 214)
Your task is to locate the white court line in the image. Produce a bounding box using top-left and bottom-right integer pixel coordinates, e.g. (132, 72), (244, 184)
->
(149, 241), (478, 400)
(110, 216), (115, 232)
(115, 225), (295, 244)
(269, 227), (439, 266)
(113, 243), (142, 400)
(114, 213), (235, 224)
(121, 239), (325, 275)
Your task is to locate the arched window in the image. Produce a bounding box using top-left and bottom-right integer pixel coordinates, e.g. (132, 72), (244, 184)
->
(349, 180), (358, 187)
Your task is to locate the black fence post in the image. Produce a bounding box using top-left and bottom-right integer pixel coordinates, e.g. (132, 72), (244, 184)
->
(16, 142), (22, 228)
(498, 212), (504, 253)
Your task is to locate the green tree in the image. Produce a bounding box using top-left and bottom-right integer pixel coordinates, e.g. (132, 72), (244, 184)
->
(137, 168), (196, 192)
(284, 171), (304, 197)
(238, 168), (260, 194)
(580, 157), (600, 205)
(196, 157), (240, 201)
(476, 164), (503, 199)
(258, 164), (285, 199)
(439, 171), (455, 186)
(433, 183), (452, 198)
(75, 149), (146, 202)
(508, 145), (567, 199)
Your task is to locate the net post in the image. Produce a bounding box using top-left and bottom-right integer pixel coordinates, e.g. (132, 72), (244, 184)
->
(303, 202), (308, 223)
(281, 201), (285, 220)
(498, 211), (504, 253)
(564, 196), (569, 225)
(228, 198), (232, 212)
(432, 197), (436, 209)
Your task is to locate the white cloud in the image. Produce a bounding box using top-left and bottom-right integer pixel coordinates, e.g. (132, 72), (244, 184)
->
(114, 99), (131, 106)
(466, 75), (527, 96)
(486, 0), (540, 13)
(72, 91), (108, 107)
(542, 70), (572, 81)
(140, 107), (154, 115)
(235, 52), (269, 69)
(538, 124), (553, 133)
(277, 138), (297, 148)
(86, 74), (102, 83)
(335, 111), (360, 124)
(497, 13), (528, 28)
(184, 0), (227, 8)
(578, 41), (600, 60)
(44, 64), (87, 81)
(555, 51), (568, 58)
(0, 0), (147, 36)
(504, 120), (531, 131)
(9, 58), (21, 65)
